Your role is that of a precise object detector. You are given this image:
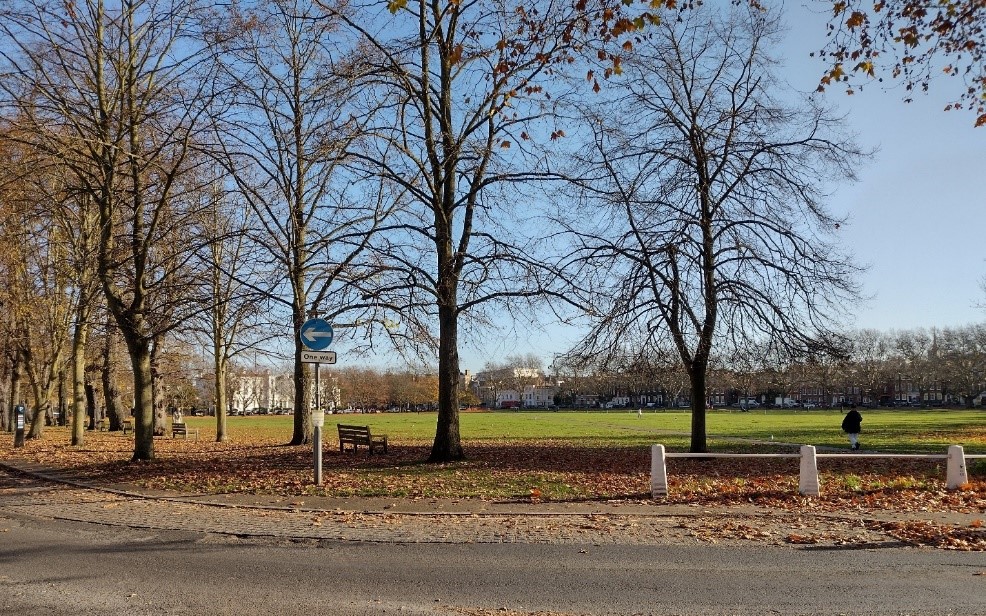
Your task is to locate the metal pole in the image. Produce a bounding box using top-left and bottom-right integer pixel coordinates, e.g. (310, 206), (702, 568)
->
(314, 425), (322, 485)
(314, 362), (322, 485)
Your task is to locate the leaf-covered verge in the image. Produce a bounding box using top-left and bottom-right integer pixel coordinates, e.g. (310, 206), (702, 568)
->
(3, 420), (984, 550)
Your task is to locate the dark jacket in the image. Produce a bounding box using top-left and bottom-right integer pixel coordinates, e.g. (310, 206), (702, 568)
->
(841, 409), (862, 433)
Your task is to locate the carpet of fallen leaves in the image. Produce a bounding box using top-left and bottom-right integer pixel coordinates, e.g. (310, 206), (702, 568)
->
(2, 428), (983, 550)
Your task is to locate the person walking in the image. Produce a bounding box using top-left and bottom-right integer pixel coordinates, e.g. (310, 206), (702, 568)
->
(842, 407), (863, 451)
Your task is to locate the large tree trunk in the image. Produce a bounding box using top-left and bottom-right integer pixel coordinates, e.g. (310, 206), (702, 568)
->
(121, 335), (155, 461)
(71, 314), (90, 444)
(6, 354), (23, 433)
(85, 380), (98, 429)
(57, 370), (67, 427)
(688, 365), (708, 453)
(26, 377), (46, 440)
(0, 362), (8, 433)
(290, 295), (312, 445)
(214, 346), (228, 443)
(430, 302), (463, 461)
(290, 342), (312, 446)
(150, 340), (167, 436)
(102, 325), (125, 430)
(22, 347), (56, 441)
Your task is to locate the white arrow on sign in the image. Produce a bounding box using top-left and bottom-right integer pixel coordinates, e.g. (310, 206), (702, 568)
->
(302, 327), (332, 345)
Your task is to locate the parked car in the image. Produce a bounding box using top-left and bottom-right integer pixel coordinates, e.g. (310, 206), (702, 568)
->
(801, 402), (818, 409)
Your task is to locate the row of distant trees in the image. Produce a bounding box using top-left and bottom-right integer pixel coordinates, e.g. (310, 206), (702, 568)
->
(0, 342), (446, 425)
(542, 324), (986, 407)
(1, 1), (980, 458)
(196, 365), (445, 413)
(281, 367), (442, 412)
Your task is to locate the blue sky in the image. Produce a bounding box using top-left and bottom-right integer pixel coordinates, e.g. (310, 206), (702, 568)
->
(781, 1), (985, 330)
(455, 1), (986, 372)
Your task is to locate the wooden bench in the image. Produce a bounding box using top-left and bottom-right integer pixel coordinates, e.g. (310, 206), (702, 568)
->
(171, 422), (199, 440)
(122, 420), (134, 435)
(337, 424), (388, 454)
(96, 419), (107, 431)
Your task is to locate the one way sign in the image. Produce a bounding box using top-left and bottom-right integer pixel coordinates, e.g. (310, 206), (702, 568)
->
(300, 318), (334, 351)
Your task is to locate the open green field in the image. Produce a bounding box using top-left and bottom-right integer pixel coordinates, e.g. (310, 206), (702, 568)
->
(190, 408), (986, 454)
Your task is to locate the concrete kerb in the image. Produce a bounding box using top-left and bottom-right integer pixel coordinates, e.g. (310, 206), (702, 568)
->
(0, 458), (726, 520)
(3, 452), (982, 536)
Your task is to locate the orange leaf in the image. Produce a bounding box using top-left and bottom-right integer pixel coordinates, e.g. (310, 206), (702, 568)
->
(448, 44), (463, 65)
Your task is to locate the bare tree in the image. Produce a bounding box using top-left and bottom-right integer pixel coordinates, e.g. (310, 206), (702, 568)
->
(184, 177), (273, 442)
(206, 0), (393, 446)
(0, 0), (221, 459)
(385, 367), (438, 410)
(847, 328), (894, 405)
(2, 191), (72, 439)
(937, 324), (986, 407)
(337, 366), (388, 410)
(0, 130), (78, 438)
(561, 5), (866, 451)
(330, 0), (606, 460)
(0, 121), (103, 444)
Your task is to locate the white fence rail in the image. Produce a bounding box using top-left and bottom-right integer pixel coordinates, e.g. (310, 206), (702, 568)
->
(650, 444), (985, 498)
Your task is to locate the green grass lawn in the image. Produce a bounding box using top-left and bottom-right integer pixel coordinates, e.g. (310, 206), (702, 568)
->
(193, 407), (986, 454)
(8, 408), (984, 504)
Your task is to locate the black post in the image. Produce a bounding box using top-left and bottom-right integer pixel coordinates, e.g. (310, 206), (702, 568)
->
(13, 403), (26, 447)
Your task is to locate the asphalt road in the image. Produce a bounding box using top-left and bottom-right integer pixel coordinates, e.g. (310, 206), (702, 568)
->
(2, 511), (984, 616)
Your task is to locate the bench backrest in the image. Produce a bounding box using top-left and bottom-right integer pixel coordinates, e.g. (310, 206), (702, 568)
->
(173, 422), (187, 430)
(337, 424), (371, 439)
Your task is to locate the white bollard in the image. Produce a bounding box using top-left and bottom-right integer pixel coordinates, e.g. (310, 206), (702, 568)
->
(651, 444), (668, 498)
(946, 445), (968, 490)
(799, 445), (820, 496)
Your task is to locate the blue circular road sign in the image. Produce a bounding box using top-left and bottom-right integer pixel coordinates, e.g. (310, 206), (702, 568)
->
(300, 318), (334, 351)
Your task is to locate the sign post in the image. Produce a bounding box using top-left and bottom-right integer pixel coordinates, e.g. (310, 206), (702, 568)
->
(312, 409), (325, 485)
(300, 317), (335, 486)
(13, 403), (25, 448)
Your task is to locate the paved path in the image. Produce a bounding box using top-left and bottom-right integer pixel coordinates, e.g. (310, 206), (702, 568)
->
(1, 461), (964, 549)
